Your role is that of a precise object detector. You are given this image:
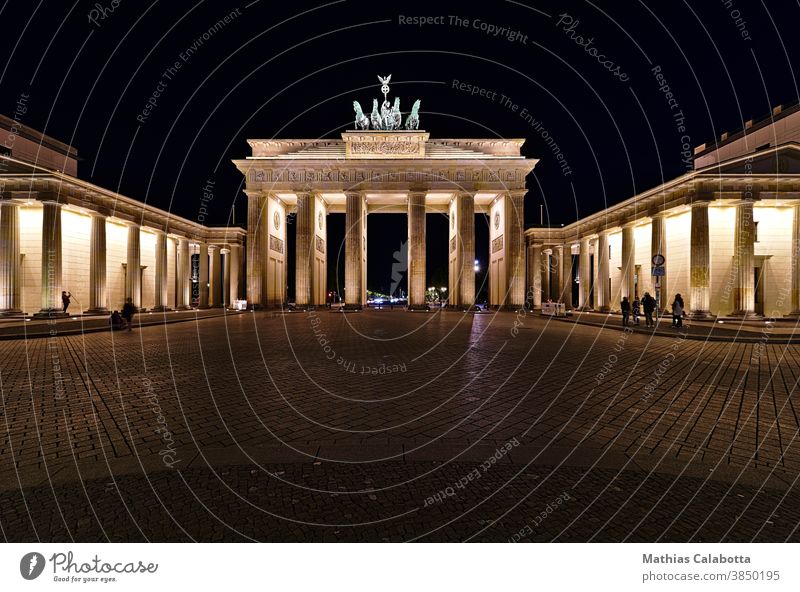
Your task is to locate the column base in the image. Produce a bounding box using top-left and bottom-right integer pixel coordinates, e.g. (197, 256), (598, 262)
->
(84, 308), (109, 316)
(342, 304), (362, 311)
(730, 310), (762, 319)
(599, 305), (611, 313)
(174, 305), (193, 311)
(688, 310), (712, 319)
(407, 304), (430, 311)
(150, 306), (172, 312)
(33, 309), (69, 319)
(786, 310), (800, 317)
(291, 304), (316, 311)
(0, 309), (24, 317)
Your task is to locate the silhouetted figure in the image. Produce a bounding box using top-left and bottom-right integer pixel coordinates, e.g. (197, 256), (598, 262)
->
(642, 292), (656, 328)
(671, 294), (684, 328)
(122, 298), (136, 332)
(620, 296), (630, 327)
(61, 291), (71, 313)
(109, 310), (123, 331)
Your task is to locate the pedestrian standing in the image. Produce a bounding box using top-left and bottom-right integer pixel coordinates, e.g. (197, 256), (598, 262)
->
(642, 292), (656, 327)
(62, 291), (72, 313)
(671, 293), (684, 328)
(122, 298), (136, 332)
(620, 296), (630, 327)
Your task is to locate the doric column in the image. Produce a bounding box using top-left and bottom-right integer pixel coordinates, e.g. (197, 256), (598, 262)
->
(229, 244), (241, 305)
(198, 242), (209, 308)
(579, 236), (592, 310)
(553, 245), (565, 304)
(208, 245), (220, 307)
(221, 248), (231, 307)
(650, 212), (667, 312)
(689, 201), (711, 317)
(152, 230), (169, 311)
(176, 238), (191, 309)
(561, 244), (574, 309)
(0, 201), (22, 315)
(456, 192), (475, 307)
(621, 223), (635, 301)
(791, 204), (800, 315)
(732, 198), (756, 316)
(246, 191), (263, 307)
(407, 190), (427, 309)
(597, 231), (610, 311)
(541, 249), (551, 302)
(295, 192), (314, 308)
(506, 191), (526, 308)
(345, 191), (365, 309)
(528, 243), (542, 309)
(35, 201), (64, 316)
(85, 213), (107, 314)
(125, 224), (141, 309)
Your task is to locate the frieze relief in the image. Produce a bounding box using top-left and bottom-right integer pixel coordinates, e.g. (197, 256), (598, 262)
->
(247, 167), (523, 187)
(269, 234), (284, 254)
(492, 235), (504, 253)
(350, 141), (421, 155)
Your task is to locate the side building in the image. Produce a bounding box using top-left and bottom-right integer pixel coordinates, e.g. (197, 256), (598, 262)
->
(526, 104), (800, 319)
(0, 117), (245, 317)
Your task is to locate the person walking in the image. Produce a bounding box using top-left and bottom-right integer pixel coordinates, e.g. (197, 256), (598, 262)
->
(632, 296), (641, 325)
(620, 296), (631, 327)
(642, 292), (656, 328)
(671, 293), (684, 328)
(61, 291), (72, 313)
(121, 298), (136, 332)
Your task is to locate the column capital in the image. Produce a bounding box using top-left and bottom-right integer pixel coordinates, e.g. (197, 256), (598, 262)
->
(507, 189), (528, 199)
(689, 197), (712, 208)
(208, 244), (218, 252)
(647, 207), (670, 219)
(407, 189), (427, 199)
(220, 247), (231, 255)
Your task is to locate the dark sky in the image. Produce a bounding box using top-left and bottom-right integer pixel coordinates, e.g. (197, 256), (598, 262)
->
(1, 0), (798, 296)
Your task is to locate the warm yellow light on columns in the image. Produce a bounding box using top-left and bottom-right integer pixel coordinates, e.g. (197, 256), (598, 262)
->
(0, 201), (22, 315)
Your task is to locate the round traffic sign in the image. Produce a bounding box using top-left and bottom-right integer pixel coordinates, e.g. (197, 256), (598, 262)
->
(652, 254), (665, 266)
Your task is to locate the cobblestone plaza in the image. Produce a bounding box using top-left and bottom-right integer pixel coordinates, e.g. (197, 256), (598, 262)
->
(2, 310), (799, 542)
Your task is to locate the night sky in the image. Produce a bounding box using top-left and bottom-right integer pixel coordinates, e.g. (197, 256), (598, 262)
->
(1, 1), (798, 296)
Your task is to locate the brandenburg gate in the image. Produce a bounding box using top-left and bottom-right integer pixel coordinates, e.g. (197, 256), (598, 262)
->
(233, 76), (537, 310)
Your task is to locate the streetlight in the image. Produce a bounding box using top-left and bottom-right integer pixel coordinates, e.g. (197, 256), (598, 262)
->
(474, 259), (480, 273)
